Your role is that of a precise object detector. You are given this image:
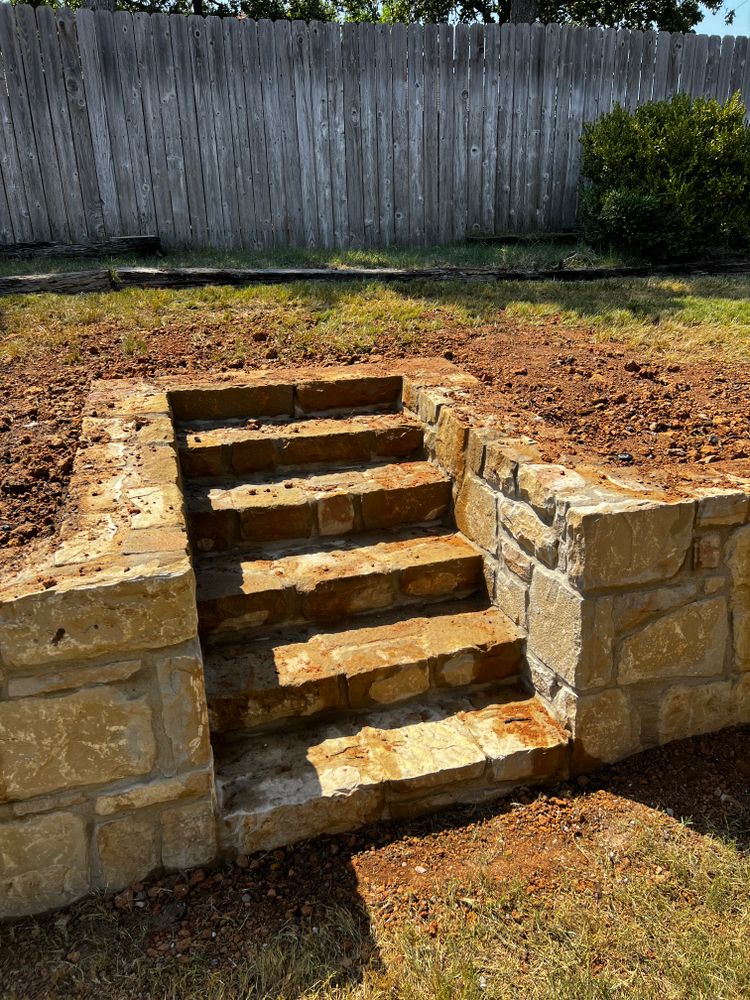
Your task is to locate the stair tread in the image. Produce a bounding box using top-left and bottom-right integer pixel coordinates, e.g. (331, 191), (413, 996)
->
(178, 411), (421, 448)
(196, 527), (482, 606)
(204, 600), (520, 699)
(186, 459), (449, 511)
(215, 686), (569, 851)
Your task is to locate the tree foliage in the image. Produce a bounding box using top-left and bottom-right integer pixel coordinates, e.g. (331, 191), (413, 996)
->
(14, 0), (734, 32)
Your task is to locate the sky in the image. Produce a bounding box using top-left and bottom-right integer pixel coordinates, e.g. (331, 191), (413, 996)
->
(699, 2), (750, 35)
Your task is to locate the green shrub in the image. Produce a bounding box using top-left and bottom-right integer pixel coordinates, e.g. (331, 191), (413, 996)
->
(579, 93), (750, 259)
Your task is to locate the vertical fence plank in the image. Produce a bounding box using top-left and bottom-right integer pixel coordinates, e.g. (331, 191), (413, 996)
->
(374, 24), (394, 246)
(480, 23), (500, 235)
(651, 31), (670, 102)
(257, 19), (288, 246)
(562, 26), (587, 228)
(391, 22), (409, 244)
(223, 17), (257, 249)
(466, 23), (484, 237)
(151, 14), (189, 247)
(308, 21), (334, 249)
(437, 23), (454, 244)
(423, 23), (440, 244)
(360, 23), (379, 246)
(0, 5), (50, 240)
(495, 23), (514, 233)
(538, 22), (560, 230)
(705, 34), (722, 98)
(523, 22), (545, 231)
(452, 23), (469, 240)
(15, 5), (70, 241)
(240, 21), (272, 249)
(292, 19), (320, 248)
(624, 29), (643, 110)
(638, 30), (657, 104)
(324, 22), (347, 248)
(168, 13), (207, 246)
(548, 24), (573, 229)
(206, 15), (241, 248)
(35, 7), (90, 242)
(728, 34), (747, 103)
(596, 27), (616, 114)
(717, 36), (735, 103)
(113, 12), (157, 237)
(133, 12), (175, 247)
(276, 20), (306, 247)
(407, 24), (425, 245)
(342, 23), (364, 247)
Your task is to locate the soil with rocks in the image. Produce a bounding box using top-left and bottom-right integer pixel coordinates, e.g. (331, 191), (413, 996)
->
(3, 311), (750, 577)
(0, 726), (748, 1000)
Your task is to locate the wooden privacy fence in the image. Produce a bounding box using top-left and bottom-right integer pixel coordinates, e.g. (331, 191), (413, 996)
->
(1, 8), (750, 251)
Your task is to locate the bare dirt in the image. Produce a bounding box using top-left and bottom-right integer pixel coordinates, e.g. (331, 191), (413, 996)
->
(0, 725), (748, 999)
(3, 312), (750, 575)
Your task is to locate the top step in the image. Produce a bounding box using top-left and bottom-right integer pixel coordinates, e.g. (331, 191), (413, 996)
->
(170, 373), (404, 422)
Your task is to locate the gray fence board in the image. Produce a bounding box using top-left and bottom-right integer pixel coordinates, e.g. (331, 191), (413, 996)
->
(1, 7), (749, 250)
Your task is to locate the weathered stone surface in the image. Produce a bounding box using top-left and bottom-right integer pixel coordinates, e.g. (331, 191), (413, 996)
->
(658, 681), (734, 744)
(95, 769), (213, 816)
(127, 485), (184, 531)
(96, 815), (159, 891)
(617, 597), (728, 685)
(500, 536), (534, 583)
(565, 500), (695, 591)
(0, 556), (196, 669)
(0, 689), (156, 802)
(693, 532), (722, 570)
(170, 383), (294, 420)
(732, 599), (750, 671)
(465, 424), (503, 477)
(613, 581), (703, 634)
(0, 812), (89, 919)
(570, 688), (640, 767)
(735, 674), (750, 724)
(295, 374), (401, 413)
(7, 658), (143, 698)
(317, 493), (356, 536)
(498, 498), (559, 567)
(434, 407), (469, 480)
(695, 490), (750, 527)
(727, 524), (750, 587)
(162, 799), (217, 871)
(494, 565), (528, 629)
(454, 475), (498, 552)
(483, 440), (540, 496)
(516, 464), (588, 521)
(157, 655), (211, 770)
(415, 387), (453, 426)
(528, 568), (613, 691)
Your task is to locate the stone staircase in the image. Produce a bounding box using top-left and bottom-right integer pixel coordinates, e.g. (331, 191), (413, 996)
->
(177, 372), (569, 855)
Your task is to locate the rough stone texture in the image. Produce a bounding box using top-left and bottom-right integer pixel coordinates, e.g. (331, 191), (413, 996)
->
(0, 557), (197, 669)
(7, 657), (143, 698)
(0, 689), (156, 802)
(482, 440), (540, 495)
(434, 407), (470, 480)
(527, 568), (613, 691)
(95, 769), (213, 816)
(516, 464), (588, 521)
(498, 498), (558, 567)
(658, 681), (734, 744)
(569, 688), (641, 768)
(157, 655), (212, 770)
(162, 799), (218, 871)
(565, 501), (695, 591)
(617, 597), (728, 685)
(96, 814), (160, 891)
(454, 475), (498, 553)
(695, 490), (750, 527)
(0, 812), (89, 919)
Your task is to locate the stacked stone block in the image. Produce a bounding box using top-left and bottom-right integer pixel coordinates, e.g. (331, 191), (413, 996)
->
(404, 376), (750, 771)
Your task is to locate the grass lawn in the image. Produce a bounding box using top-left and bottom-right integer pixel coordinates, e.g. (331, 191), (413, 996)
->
(2, 274), (750, 368)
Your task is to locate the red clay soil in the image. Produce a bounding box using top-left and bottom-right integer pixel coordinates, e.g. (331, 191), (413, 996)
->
(0, 725), (748, 999)
(3, 315), (750, 576)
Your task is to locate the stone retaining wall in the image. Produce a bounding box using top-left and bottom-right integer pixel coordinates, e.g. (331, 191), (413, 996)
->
(0, 381), (215, 919)
(404, 376), (750, 771)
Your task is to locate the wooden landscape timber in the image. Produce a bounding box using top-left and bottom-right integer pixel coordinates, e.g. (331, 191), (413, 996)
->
(1, 258), (750, 297)
(0, 8), (749, 251)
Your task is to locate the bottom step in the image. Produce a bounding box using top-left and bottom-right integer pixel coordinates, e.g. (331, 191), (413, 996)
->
(216, 686), (570, 856)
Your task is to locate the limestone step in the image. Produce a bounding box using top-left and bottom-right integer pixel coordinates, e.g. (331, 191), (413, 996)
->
(178, 412), (424, 479)
(196, 528), (484, 636)
(186, 460), (452, 552)
(203, 600), (523, 734)
(215, 686), (570, 855)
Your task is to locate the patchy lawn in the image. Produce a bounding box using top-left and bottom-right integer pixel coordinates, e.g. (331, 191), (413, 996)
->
(1, 727), (749, 1000)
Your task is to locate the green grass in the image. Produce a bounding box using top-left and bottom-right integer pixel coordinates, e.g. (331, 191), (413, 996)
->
(2, 275), (750, 368)
(3, 821), (749, 999)
(0, 240), (623, 278)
